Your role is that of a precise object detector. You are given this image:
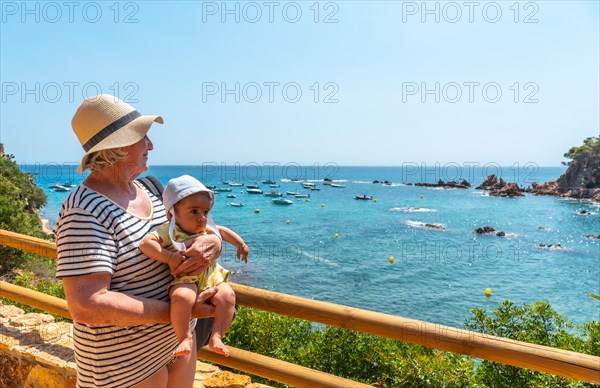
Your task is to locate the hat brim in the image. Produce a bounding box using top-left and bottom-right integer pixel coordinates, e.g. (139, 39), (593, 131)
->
(77, 115), (163, 172)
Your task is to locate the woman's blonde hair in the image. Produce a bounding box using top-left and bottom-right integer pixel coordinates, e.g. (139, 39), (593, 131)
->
(80, 148), (128, 171)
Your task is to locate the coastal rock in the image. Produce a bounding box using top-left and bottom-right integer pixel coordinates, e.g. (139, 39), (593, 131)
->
(537, 243), (564, 249)
(584, 234), (600, 239)
(528, 148), (599, 202)
(414, 179), (471, 189)
(474, 226), (495, 234)
(578, 210), (593, 215)
(477, 175), (524, 197)
(496, 231), (506, 237)
(424, 223), (445, 230)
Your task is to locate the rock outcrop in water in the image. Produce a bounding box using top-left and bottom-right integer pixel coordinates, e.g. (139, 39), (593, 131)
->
(528, 137), (600, 202)
(476, 175), (524, 197)
(414, 179), (471, 189)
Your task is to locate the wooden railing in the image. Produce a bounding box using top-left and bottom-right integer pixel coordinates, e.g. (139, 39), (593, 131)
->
(1, 229), (599, 385)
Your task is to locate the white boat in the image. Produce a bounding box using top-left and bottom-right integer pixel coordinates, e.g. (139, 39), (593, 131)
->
(262, 180), (276, 184)
(302, 182), (316, 189)
(213, 187), (232, 192)
(228, 202), (244, 207)
(227, 194), (237, 198)
(53, 186), (70, 192)
(272, 198), (293, 205)
(62, 182), (76, 187)
(270, 184), (280, 188)
(227, 182), (244, 187)
(247, 188), (263, 194)
(246, 184), (260, 189)
(295, 194), (310, 198)
(330, 183), (346, 188)
(286, 191), (300, 196)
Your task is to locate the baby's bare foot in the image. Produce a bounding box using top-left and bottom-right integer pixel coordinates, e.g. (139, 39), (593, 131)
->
(209, 335), (229, 357)
(173, 337), (193, 357)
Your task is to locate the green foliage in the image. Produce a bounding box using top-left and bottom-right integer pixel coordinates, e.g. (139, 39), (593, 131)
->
(225, 302), (599, 387)
(465, 300), (598, 387)
(0, 153), (49, 274)
(226, 306), (475, 387)
(0, 270), (68, 322)
(564, 137), (600, 161)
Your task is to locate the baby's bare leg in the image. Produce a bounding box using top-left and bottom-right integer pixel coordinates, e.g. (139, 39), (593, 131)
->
(208, 283), (236, 357)
(170, 283), (199, 357)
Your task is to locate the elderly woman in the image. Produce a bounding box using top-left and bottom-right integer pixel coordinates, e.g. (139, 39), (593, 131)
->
(55, 94), (221, 387)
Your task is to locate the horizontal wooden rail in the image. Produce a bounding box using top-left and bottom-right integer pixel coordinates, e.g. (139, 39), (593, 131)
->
(0, 229), (57, 259)
(198, 346), (370, 387)
(2, 229), (600, 385)
(0, 281), (367, 387)
(0, 281), (71, 319)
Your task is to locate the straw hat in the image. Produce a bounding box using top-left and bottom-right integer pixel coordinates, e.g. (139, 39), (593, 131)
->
(72, 94), (163, 171)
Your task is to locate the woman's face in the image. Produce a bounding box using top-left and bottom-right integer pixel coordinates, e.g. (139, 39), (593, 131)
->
(173, 192), (212, 235)
(119, 135), (154, 179)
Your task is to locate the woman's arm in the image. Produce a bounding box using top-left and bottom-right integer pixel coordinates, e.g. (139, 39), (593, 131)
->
(218, 225), (249, 263)
(63, 273), (215, 325)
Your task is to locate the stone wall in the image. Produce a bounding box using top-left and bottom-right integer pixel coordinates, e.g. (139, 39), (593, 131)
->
(0, 301), (268, 388)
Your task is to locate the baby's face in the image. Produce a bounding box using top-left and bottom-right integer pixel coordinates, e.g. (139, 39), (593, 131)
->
(173, 192), (212, 235)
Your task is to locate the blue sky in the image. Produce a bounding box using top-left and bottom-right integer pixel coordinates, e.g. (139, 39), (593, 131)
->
(1, 1), (598, 167)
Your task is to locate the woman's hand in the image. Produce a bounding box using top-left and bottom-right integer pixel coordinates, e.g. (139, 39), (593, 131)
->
(173, 234), (222, 277)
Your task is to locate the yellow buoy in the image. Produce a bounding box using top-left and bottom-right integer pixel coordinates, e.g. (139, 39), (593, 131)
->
(334, 233), (339, 239)
(419, 195), (424, 199)
(373, 198), (377, 203)
(285, 219), (291, 224)
(254, 209), (261, 213)
(321, 203), (325, 208)
(388, 256), (394, 263)
(485, 288), (492, 298)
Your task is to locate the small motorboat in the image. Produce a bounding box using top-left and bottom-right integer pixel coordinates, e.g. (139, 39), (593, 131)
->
(262, 180), (276, 184)
(228, 202), (244, 207)
(62, 182), (76, 187)
(302, 182), (316, 189)
(330, 183), (346, 188)
(354, 195), (373, 200)
(247, 188), (263, 194)
(270, 184), (280, 188)
(206, 185), (216, 190)
(295, 194), (310, 198)
(227, 194), (237, 198)
(264, 191), (283, 197)
(246, 184), (260, 189)
(272, 198), (293, 205)
(286, 191), (300, 196)
(53, 185), (70, 192)
(227, 182), (244, 187)
(214, 187), (232, 193)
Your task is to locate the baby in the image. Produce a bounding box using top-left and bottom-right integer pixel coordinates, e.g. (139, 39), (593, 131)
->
(140, 175), (248, 357)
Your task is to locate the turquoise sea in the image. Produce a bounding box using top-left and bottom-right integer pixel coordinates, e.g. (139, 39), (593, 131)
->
(22, 164), (600, 329)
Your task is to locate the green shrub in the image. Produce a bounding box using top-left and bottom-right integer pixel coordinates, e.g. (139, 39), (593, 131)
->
(465, 300), (598, 387)
(0, 152), (49, 274)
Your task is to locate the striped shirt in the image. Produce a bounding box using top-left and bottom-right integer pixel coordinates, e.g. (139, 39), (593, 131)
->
(56, 182), (187, 387)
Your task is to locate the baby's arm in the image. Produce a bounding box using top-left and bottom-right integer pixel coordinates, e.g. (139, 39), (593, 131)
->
(217, 226), (249, 263)
(139, 232), (185, 271)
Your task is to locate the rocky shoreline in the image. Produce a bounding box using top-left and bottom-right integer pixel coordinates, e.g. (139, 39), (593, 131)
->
(527, 149), (600, 202)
